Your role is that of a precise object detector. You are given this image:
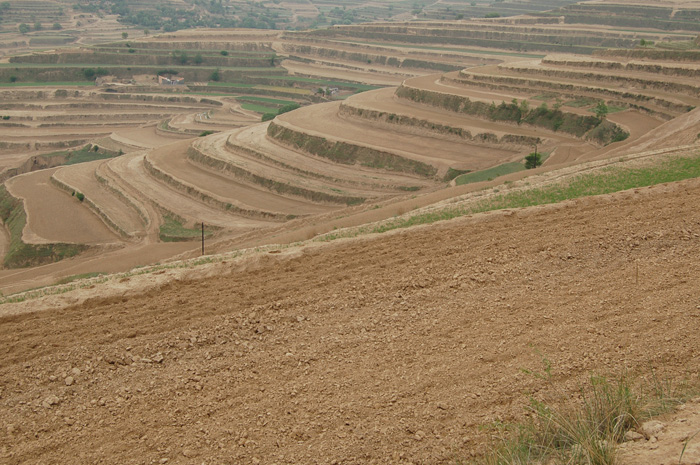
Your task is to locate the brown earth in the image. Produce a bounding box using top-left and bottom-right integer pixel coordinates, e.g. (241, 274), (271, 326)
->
(5, 168), (118, 245)
(1, 174), (699, 464)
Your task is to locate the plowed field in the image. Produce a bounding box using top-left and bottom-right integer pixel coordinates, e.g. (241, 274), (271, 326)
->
(1, 176), (699, 464)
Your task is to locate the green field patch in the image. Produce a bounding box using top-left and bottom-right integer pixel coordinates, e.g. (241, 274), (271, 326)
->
(235, 96), (296, 105)
(565, 97), (597, 108)
(455, 162), (526, 185)
(55, 272), (107, 285)
(40, 145), (121, 166)
(159, 216), (213, 242)
(241, 103), (278, 113)
(589, 104), (626, 114)
(208, 82), (257, 88)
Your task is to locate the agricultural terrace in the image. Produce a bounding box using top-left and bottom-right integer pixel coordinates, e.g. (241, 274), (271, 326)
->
(1, 9), (700, 292)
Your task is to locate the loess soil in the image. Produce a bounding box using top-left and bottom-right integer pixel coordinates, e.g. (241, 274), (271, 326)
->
(0, 176), (699, 464)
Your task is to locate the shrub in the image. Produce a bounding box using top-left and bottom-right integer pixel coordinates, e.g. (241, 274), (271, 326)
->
(220, 50), (229, 56)
(75, 192), (85, 202)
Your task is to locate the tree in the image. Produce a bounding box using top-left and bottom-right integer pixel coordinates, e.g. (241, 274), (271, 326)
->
(595, 100), (609, 120)
(209, 69), (221, 81)
(525, 151), (542, 169)
(122, 32), (129, 39)
(52, 23), (62, 30)
(18, 23), (30, 34)
(520, 99), (530, 114)
(194, 53), (203, 65)
(34, 21), (42, 31)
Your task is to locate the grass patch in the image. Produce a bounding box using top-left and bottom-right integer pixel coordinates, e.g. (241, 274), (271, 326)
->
(40, 145), (121, 166)
(472, 371), (692, 465)
(235, 96), (296, 105)
(589, 105), (627, 114)
(455, 162), (526, 185)
(159, 216), (213, 242)
(0, 185), (87, 268)
(241, 103), (278, 113)
(565, 97), (597, 108)
(54, 272), (107, 285)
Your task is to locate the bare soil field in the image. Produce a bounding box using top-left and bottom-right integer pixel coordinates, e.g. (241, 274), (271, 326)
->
(52, 160), (146, 238)
(5, 168), (117, 245)
(1, 174), (699, 464)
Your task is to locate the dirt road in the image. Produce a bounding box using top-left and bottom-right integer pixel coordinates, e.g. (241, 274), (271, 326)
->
(1, 176), (699, 464)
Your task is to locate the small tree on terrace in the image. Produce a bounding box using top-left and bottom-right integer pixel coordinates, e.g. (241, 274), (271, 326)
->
(595, 100), (609, 120)
(122, 32), (128, 39)
(18, 23), (30, 34)
(525, 151), (542, 169)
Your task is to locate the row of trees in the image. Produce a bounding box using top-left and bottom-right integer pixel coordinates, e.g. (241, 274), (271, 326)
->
(18, 22), (62, 33)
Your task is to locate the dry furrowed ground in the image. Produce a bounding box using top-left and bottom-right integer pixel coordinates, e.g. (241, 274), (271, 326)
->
(0, 175), (699, 464)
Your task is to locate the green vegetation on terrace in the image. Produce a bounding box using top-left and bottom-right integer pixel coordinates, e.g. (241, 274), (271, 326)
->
(333, 39), (547, 59)
(455, 162), (525, 186)
(316, 151), (700, 241)
(235, 96), (296, 105)
(241, 103), (279, 114)
(159, 216), (212, 242)
(55, 272), (107, 285)
(40, 145), (122, 166)
(0, 185), (87, 268)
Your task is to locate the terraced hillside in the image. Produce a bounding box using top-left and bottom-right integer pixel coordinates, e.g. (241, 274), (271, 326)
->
(2, 8), (700, 292)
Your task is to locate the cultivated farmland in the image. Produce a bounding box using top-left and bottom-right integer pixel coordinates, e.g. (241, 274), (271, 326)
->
(1, 2), (700, 464)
